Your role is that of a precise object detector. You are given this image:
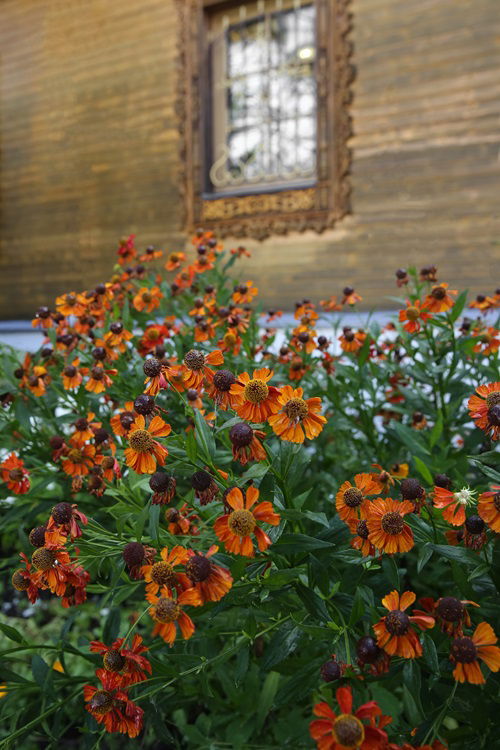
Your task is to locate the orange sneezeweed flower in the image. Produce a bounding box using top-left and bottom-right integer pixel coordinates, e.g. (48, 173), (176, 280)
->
(399, 300), (432, 333)
(450, 621), (500, 684)
(62, 359), (82, 390)
(477, 485), (500, 532)
(84, 671), (144, 738)
(214, 486), (280, 557)
(230, 368), (281, 422)
(232, 280), (258, 304)
(0, 454), (30, 494)
(149, 586), (201, 646)
(62, 445), (96, 476)
(468, 381), (500, 441)
(85, 365), (117, 394)
(229, 423), (266, 465)
(141, 546), (190, 600)
(110, 402), (137, 437)
(132, 286), (162, 313)
(182, 348), (224, 389)
(31, 305), (53, 329)
(320, 295), (342, 312)
(373, 590), (435, 659)
(472, 326), (500, 356)
(55, 292), (87, 317)
(185, 545), (233, 603)
(469, 293), (496, 311)
(342, 286), (363, 306)
(206, 369), (238, 410)
(165, 251), (186, 271)
(268, 386), (326, 443)
(348, 519), (377, 557)
(367, 498), (415, 554)
(124, 415), (171, 474)
(432, 486), (476, 526)
(309, 685), (391, 750)
(339, 328), (366, 353)
(336, 473), (379, 523)
(423, 283), (457, 313)
(70, 413), (100, 446)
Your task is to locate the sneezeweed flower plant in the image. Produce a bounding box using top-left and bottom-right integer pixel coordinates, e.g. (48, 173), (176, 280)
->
(0, 235), (499, 749)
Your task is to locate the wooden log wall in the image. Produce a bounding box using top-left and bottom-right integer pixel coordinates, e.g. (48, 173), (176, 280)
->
(0, 0), (499, 318)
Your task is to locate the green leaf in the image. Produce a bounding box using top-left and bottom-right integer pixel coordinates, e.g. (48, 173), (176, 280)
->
(261, 622), (301, 670)
(193, 409), (216, 460)
(381, 556), (400, 589)
(417, 543), (433, 573)
(148, 504), (161, 548)
(256, 671), (280, 730)
(240, 462), (269, 482)
(0, 622), (28, 645)
(103, 607), (121, 643)
(413, 456), (433, 485)
(422, 633), (439, 673)
(403, 683), (423, 725)
(390, 422), (430, 457)
(276, 533), (335, 552)
(429, 415), (443, 448)
(449, 290), (468, 323)
(348, 588), (366, 626)
(31, 654), (50, 688)
(295, 582), (329, 621)
(234, 645), (250, 686)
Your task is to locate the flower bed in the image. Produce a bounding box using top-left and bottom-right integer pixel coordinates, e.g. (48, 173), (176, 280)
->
(0, 234), (499, 749)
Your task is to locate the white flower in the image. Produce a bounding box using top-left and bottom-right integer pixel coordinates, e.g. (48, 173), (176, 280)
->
(453, 487), (476, 506)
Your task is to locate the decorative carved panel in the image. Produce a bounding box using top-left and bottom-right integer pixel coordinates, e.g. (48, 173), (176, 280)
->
(175, 0), (355, 240)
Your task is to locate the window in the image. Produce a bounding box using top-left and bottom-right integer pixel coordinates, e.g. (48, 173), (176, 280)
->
(208, 2), (317, 194)
(176, 0), (354, 239)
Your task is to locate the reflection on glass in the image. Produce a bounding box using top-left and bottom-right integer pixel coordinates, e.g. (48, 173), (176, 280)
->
(210, 3), (316, 192)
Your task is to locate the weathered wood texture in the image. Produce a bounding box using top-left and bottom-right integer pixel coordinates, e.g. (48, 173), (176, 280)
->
(0, 0), (499, 317)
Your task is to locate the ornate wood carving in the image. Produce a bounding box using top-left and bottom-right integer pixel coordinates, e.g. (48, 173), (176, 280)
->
(175, 0), (355, 240)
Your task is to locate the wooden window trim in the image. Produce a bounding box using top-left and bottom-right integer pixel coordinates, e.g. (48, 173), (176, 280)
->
(175, 0), (355, 241)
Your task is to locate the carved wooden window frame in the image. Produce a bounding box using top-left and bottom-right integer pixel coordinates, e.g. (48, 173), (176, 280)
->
(175, 0), (354, 240)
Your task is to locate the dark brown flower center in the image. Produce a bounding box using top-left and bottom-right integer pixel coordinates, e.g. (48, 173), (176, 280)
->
(143, 357), (162, 377)
(150, 561), (177, 587)
(333, 714), (364, 747)
(32, 547), (56, 571)
(68, 448), (83, 463)
(12, 570), (29, 591)
(128, 429), (154, 453)
(213, 369), (236, 392)
(101, 456), (115, 470)
(184, 349), (206, 370)
(283, 397), (309, 421)
(8, 468), (24, 481)
(356, 520), (369, 539)
(154, 598), (180, 623)
(103, 649), (126, 672)
(436, 597), (464, 623)
(451, 636), (477, 663)
(186, 555), (212, 583)
(344, 487), (363, 508)
(385, 609), (410, 635)
(381, 511), (405, 535)
(228, 509), (256, 536)
(229, 423), (253, 447)
(243, 379), (269, 404)
(142, 292), (152, 303)
(431, 286), (446, 299)
(64, 365), (77, 377)
(89, 690), (113, 715)
(485, 391), (500, 408)
(405, 306), (420, 320)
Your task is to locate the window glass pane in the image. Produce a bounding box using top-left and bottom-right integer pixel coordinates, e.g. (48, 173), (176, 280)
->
(209, 2), (316, 193)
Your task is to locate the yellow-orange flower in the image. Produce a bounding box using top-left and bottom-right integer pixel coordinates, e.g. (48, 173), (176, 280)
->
(477, 486), (500, 532)
(268, 386), (326, 443)
(373, 590), (435, 659)
(214, 486), (280, 557)
(450, 621), (500, 684)
(149, 586), (201, 646)
(423, 283), (457, 313)
(367, 498), (414, 554)
(399, 300), (432, 333)
(468, 381), (500, 441)
(230, 368), (281, 422)
(336, 473), (379, 523)
(182, 349), (224, 390)
(132, 286), (162, 313)
(124, 415), (171, 474)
